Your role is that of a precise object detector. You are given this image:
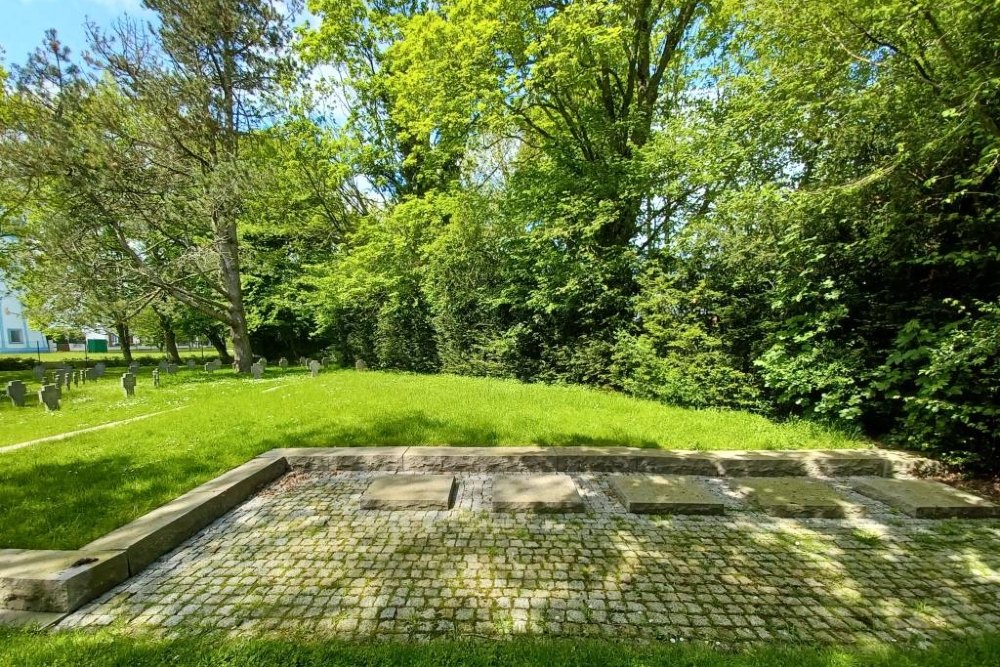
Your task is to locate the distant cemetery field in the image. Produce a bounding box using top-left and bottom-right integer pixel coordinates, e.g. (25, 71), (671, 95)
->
(0, 367), (867, 550)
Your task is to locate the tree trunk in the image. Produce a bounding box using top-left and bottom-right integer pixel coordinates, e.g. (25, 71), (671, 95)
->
(154, 308), (182, 363)
(215, 214), (253, 373)
(115, 320), (133, 364)
(205, 327), (233, 365)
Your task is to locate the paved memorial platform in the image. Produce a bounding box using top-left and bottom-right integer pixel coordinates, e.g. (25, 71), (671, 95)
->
(492, 474), (585, 512)
(57, 471), (1000, 645)
(610, 475), (725, 514)
(360, 474), (456, 510)
(853, 478), (1000, 519)
(734, 478), (861, 518)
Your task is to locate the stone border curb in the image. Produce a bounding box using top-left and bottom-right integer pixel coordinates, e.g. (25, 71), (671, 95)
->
(274, 446), (924, 477)
(0, 455), (287, 621)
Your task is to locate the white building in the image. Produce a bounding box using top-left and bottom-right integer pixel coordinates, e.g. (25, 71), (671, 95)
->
(0, 272), (50, 354)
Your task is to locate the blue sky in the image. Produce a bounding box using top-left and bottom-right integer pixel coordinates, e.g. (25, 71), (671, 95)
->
(1, 0), (153, 66)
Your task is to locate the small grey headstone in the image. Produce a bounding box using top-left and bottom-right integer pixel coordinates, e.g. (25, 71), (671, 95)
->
(73, 371), (80, 387)
(166, 363), (178, 375)
(158, 360), (169, 371)
(355, 358), (367, 372)
(94, 362), (106, 377)
(6, 381), (27, 407)
(152, 369), (161, 388)
(278, 357), (288, 370)
(251, 362), (264, 380)
(85, 368), (98, 382)
(63, 370), (72, 390)
(32, 365), (45, 382)
(204, 362), (215, 373)
(259, 357), (267, 369)
(298, 356), (306, 366)
(128, 362), (140, 375)
(186, 359), (196, 369)
(308, 360), (321, 377)
(121, 372), (136, 397)
(38, 384), (60, 411)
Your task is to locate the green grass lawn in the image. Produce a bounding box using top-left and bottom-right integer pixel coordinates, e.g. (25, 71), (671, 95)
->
(1, 630), (995, 667)
(0, 369), (866, 549)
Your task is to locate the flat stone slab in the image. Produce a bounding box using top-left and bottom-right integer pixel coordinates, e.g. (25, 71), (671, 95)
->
(610, 475), (724, 515)
(493, 474), (584, 512)
(0, 549), (128, 613)
(403, 447), (559, 472)
(360, 475), (456, 510)
(853, 478), (1000, 519)
(734, 477), (860, 518)
(84, 455), (287, 575)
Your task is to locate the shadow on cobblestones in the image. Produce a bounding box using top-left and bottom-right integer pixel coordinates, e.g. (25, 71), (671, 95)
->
(58, 472), (1000, 645)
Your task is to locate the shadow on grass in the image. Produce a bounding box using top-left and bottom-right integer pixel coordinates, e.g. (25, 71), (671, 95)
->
(275, 412), (659, 449)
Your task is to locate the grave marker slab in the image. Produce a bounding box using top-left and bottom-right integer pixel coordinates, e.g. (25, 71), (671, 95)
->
(6, 381), (26, 407)
(38, 385), (60, 411)
(853, 478), (1000, 519)
(493, 474), (585, 512)
(355, 358), (367, 371)
(308, 360), (321, 377)
(186, 360), (196, 369)
(278, 357), (288, 370)
(361, 475), (457, 510)
(734, 477), (859, 518)
(166, 363), (178, 375)
(94, 363), (106, 378)
(610, 475), (725, 515)
(250, 362), (263, 380)
(121, 373), (136, 397)
(151, 370), (160, 388)
(32, 366), (45, 382)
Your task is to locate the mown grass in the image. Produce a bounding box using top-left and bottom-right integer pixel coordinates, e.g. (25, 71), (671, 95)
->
(0, 369), (867, 549)
(1, 630), (996, 667)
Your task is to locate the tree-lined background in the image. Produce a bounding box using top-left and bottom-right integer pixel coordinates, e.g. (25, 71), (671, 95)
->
(1, 0), (997, 469)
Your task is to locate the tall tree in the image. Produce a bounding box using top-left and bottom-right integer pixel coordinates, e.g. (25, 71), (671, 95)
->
(1, 2), (303, 373)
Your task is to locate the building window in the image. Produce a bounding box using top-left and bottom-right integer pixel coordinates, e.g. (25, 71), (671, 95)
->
(7, 329), (23, 345)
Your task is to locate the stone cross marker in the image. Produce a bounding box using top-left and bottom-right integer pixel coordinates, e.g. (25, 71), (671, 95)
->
(121, 373), (136, 397)
(251, 362), (264, 380)
(355, 358), (367, 372)
(278, 357), (288, 370)
(38, 384), (60, 411)
(6, 381), (26, 407)
(32, 365), (45, 382)
(152, 369), (161, 388)
(309, 360), (321, 377)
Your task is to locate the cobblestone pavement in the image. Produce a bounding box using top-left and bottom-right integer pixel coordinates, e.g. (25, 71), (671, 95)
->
(60, 472), (1000, 644)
